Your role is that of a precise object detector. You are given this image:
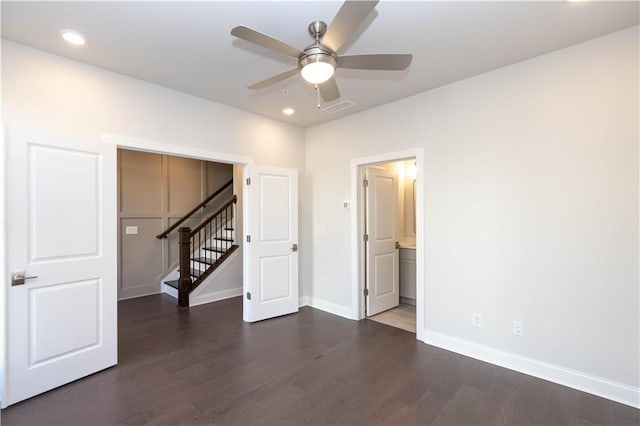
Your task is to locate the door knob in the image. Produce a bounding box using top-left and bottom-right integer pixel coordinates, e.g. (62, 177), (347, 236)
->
(12, 271), (38, 286)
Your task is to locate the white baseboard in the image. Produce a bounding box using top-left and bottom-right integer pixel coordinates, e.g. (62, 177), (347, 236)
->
(422, 330), (639, 409)
(189, 287), (242, 307)
(119, 284), (160, 300)
(304, 297), (353, 320)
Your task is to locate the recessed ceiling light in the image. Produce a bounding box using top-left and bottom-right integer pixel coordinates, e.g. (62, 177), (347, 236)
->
(282, 107), (295, 116)
(60, 29), (86, 46)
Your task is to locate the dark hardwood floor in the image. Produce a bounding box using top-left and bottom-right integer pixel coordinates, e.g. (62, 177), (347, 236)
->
(2, 294), (638, 425)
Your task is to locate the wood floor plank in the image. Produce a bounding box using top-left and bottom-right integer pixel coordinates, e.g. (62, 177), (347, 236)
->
(578, 392), (614, 425)
(1, 294), (637, 426)
(505, 375), (551, 425)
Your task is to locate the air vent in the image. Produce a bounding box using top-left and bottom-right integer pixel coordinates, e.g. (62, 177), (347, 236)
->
(322, 100), (355, 114)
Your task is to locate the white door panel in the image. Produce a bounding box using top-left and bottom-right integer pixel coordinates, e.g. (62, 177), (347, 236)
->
(244, 166), (298, 322)
(3, 128), (117, 407)
(365, 167), (400, 316)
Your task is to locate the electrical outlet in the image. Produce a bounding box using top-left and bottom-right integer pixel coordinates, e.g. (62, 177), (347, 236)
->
(512, 321), (524, 336)
(472, 312), (482, 327)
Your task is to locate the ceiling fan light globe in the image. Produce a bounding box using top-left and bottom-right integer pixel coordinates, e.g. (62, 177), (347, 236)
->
(300, 53), (336, 84)
(301, 61), (335, 85)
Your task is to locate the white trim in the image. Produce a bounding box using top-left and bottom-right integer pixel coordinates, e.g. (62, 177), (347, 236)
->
(102, 133), (253, 165)
(190, 287), (243, 307)
(350, 148), (425, 342)
(306, 297), (353, 320)
(423, 330), (640, 409)
(0, 125), (8, 408)
(118, 286), (160, 300)
(161, 283), (178, 299)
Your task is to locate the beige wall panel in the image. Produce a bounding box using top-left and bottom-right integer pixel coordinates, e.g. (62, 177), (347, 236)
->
(120, 218), (164, 289)
(167, 156), (203, 213)
(204, 161), (234, 214)
(119, 150), (163, 213)
(206, 162), (233, 195)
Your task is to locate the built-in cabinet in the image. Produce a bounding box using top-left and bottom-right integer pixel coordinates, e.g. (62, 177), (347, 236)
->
(400, 247), (416, 304)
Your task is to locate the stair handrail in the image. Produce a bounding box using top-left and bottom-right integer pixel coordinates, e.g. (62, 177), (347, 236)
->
(156, 179), (233, 239)
(190, 195), (237, 237)
(177, 194), (238, 307)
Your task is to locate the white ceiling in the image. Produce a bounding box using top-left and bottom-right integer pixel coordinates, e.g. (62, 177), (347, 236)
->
(2, 1), (638, 128)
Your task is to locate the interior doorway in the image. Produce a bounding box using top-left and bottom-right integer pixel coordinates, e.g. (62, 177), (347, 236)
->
(351, 148), (424, 341)
(361, 159), (417, 333)
(116, 148), (239, 302)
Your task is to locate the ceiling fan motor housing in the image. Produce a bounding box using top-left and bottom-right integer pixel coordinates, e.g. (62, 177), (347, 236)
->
(299, 20), (337, 70)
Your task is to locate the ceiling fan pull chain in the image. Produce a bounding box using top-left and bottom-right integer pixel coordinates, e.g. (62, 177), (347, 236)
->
(315, 84), (321, 109)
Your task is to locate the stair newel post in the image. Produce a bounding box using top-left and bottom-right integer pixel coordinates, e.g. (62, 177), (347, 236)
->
(178, 226), (192, 307)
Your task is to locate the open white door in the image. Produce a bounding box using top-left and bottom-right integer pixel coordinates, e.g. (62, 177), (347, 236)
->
(243, 165), (298, 322)
(2, 128), (117, 407)
(364, 166), (400, 316)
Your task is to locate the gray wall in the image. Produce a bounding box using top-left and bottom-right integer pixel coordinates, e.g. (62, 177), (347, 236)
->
(117, 149), (232, 299)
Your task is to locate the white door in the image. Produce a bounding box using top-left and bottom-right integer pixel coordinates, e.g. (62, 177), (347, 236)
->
(365, 166), (400, 316)
(243, 165), (298, 322)
(3, 128), (117, 407)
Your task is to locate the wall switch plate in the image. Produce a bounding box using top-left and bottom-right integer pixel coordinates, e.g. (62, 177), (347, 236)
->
(512, 321), (524, 336)
(472, 312), (482, 327)
(125, 226), (138, 235)
(342, 200), (350, 209)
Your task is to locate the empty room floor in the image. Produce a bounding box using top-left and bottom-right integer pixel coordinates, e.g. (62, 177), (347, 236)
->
(1, 295), (637, 425)
(368, 303), (416, 333)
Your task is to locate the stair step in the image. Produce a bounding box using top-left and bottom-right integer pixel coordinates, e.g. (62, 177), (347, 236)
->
(203, 246), (226, 253)
(164, 280), (179, 289)
(214, 237), (234, 242)
(192, 256), (216, 265)
(224, 227), (234, 231)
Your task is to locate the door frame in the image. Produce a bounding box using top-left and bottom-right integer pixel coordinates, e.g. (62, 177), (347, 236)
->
(350, 148), (425, 342)
(1, 124), (8, 403)
(102, 133), (253, 310)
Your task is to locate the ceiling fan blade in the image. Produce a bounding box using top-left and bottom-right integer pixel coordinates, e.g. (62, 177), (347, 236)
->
(337, 54), (413, 70)
(231, 26), (303, 58)
(248, 68), (299, 90)
(322, 0), (379, 52)
(319, 77), (340, 102)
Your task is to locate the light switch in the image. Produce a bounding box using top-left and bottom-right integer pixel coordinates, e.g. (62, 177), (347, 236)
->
(125, 226), (138, 235)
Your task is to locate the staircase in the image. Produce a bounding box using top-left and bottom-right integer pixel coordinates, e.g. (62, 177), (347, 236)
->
(157, 180), (239, 307)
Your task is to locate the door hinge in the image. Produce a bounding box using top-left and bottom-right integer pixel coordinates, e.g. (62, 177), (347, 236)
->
(363, 178), (369, 187)
(246, 177), (251, 185)
(363, 288), (369, 296)
(363, 233), (369, 242)
(246, 291), (251, 300)
(246, 235), (251, 243)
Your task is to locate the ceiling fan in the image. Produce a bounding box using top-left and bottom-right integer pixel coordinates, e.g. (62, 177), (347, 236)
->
(230, 0), (412, 103)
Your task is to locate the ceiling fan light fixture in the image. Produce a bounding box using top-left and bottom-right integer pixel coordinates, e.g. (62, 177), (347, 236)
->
(300, 54), (336, 85)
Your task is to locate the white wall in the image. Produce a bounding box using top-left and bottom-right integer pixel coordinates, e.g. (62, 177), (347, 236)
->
(1, 41), (305, 168)
(304, 26), (639, 403)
